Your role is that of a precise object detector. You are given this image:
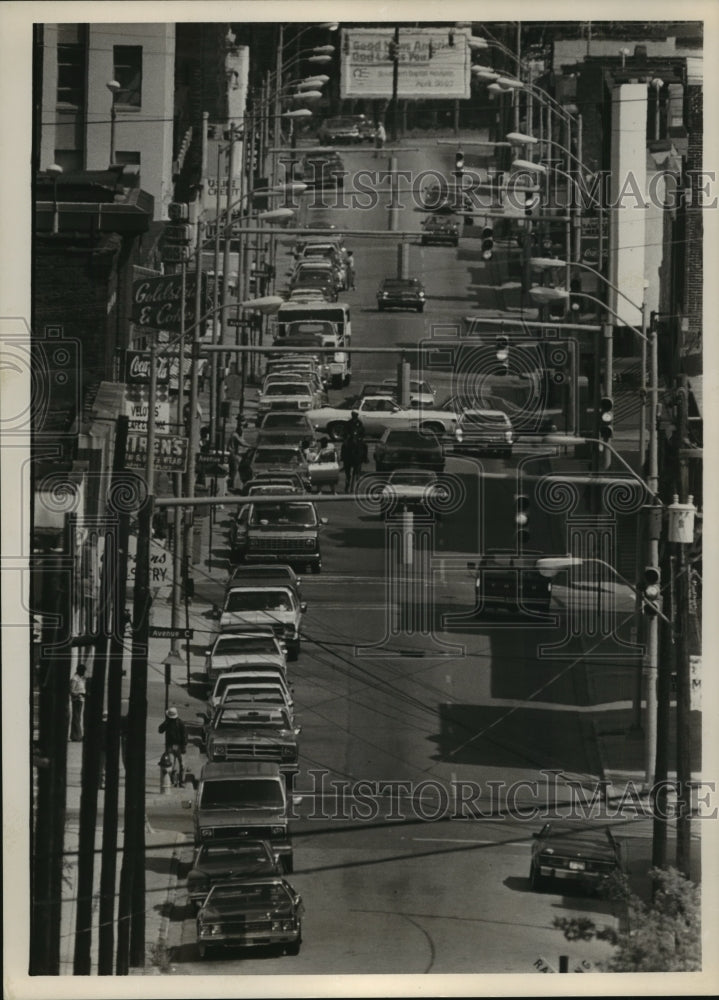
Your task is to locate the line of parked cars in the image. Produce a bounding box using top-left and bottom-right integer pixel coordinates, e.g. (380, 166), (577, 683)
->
(190, 560), (311, 959)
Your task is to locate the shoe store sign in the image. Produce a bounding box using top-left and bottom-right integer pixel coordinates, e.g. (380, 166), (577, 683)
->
(125, 432), (188, 472)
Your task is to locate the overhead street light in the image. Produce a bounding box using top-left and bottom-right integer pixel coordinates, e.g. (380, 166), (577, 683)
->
(468, 37), (489, 50)
(529, 286), (568, 304)
(257, 207), (295, 222)
(282, 108), (314, 118)
(496, 76), (524, 90)
(529, 257), (564, 270)
(309, 54), (333, 64)
(239, 294), (285, 313)
(472, 67), (499, 81)
(512, 158), (547, 174)
(507, 131), (539, 145)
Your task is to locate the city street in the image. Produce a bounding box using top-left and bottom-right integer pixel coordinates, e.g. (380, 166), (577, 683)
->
(22, 19), (705, 988)
(151, 140), (662, 972)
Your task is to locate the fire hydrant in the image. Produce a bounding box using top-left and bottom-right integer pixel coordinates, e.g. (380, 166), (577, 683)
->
(159, 751), (173, 794)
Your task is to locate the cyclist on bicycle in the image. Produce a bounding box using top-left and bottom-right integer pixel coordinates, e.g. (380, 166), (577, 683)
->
(158, 707), (188, 787)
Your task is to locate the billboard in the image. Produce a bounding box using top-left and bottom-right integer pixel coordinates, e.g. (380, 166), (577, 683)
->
(340, 27), (471, 100)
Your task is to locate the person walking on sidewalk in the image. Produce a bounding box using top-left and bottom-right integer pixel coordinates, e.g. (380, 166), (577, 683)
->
(69, 663), (87, 741)
(159, 707), (187, 786)
(373, 121), (386, 158)
(228, 418), (251, 492)
(346, 250), (356, 290)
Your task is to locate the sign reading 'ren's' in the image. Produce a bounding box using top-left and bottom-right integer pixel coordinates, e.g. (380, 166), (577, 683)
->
(125, 433), (188, 472)
(131, 272), (207, 332)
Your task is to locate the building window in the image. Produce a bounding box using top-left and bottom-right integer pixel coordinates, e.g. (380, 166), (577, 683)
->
(56, 25), (87, 107)
(115, 151), (141, 166)
(54, 149), (84, 172)
(113, 45), (142, 108)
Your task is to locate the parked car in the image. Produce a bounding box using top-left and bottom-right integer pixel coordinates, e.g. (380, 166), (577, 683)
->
(420, 214), (460, 246)
(203, 632), (287, 683)
(204, 703), (301, 773)
(374, 428), (445, 473)
(262, 371), (326, 401)
(218, 585), (306, 659)
(216, 683), (294, 714)
(307, 395), (457, 441)
(256, 411), (318, 447)
(287, 273), (338, 302)
(453, 409), (514, 458)
(377, 277), (426, 312)
(227, 563), (302, 600)
(193, 761), (298, 867)
(230, 500), (327, 575)
(378, 469), (449, 517)
(381, 377), (436, 407)
(299, 151), (346, 188)
(207, 668), (293, 712)
(256, 381), (320, 421)
(187, 840), (281, 912)
(239, 472), (307, 496)
(290, 259), (345, 292)
(317, 116), (362, 144)
(287, 287), (331, 304)
(529, 822), (623, 893)
(196, 877), (303, 958)
(246, 445), (312, 489)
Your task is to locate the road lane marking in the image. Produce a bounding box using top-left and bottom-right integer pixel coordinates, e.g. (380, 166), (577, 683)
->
(412, 837), (532, 848)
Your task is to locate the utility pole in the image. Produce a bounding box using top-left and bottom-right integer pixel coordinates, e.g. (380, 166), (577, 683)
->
(672, 380), (695, 879)
(390, 26), (400, 143)
(116, 496), (152, 972)
(30, 522), (73, 974)
(98, 415), (130, 974)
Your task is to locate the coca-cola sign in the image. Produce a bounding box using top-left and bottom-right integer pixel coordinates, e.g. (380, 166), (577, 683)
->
(126, 350), (170, 384)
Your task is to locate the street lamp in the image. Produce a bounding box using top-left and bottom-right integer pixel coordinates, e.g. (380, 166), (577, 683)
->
(651, 78), (663, 140)
(512, 158), (546, 174)
(472, 67), (500, 81)
(106, 79), (120, 167)
(47, 163), (63, 234)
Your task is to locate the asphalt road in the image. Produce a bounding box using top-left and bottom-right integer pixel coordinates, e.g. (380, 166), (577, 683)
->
(159, 141), (652, 974)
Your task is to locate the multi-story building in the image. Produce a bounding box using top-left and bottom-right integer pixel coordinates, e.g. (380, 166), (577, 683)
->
(37, 23), (175, 221)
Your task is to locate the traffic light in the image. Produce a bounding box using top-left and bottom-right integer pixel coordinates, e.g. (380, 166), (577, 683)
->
(481, 224), (494, 260)
(570, 275), (582, 315)
(524, 190), (539, 217)
(448, 29), (455, 47)
(495, 334), (509, 374)
(642, 566), (661, 616)
(515, 494), (530, 546)
(599, 396), (613, 441)
(455, 148), (465, 173)
(388, 38), (399, 62)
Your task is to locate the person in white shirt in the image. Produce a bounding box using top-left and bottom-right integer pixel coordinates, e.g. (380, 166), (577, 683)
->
(69, 664), (87, 741)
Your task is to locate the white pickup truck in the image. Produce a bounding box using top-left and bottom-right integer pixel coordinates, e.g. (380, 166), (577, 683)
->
(306, 395), (458, 440)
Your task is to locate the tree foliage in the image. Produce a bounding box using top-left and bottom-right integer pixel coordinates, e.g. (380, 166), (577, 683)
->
(553, 867), (701, 972)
